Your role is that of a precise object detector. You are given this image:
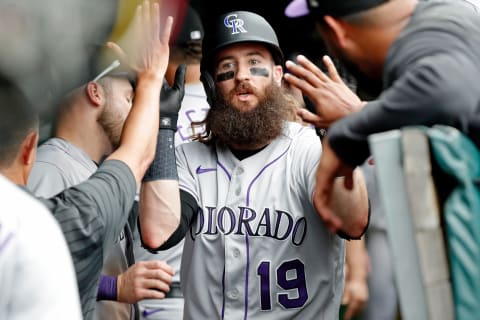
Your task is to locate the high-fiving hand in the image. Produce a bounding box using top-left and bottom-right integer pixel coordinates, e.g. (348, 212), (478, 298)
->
(284, 55), (365, 128)
(106, 0), (173, 84)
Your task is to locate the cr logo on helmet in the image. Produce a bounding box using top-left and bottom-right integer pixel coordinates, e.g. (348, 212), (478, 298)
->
(224, 14), (248, 35)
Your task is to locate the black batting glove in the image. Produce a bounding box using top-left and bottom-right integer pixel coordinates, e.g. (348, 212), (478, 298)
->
(159, 64), (186, 130)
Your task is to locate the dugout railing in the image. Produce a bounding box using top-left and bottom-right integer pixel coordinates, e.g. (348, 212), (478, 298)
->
(369, 126), (480, 320)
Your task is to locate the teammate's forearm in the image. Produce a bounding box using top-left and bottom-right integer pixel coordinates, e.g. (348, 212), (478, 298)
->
(331, 169), (369, 238)
(107, 76), (162, 184)
(345, 238), (369, 281)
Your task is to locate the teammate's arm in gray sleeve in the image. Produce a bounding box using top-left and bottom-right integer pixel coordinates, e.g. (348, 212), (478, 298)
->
(328, 53), (478, 168)
(138, 65), (186, 249)
(139, 190), (197, 252)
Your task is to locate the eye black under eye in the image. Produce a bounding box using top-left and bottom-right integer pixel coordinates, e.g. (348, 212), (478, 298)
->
(216, 71), (234, 82)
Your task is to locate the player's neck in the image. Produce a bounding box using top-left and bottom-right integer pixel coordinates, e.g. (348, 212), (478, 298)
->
(229, 143), (269, 160)
(1, 166), (26, 186)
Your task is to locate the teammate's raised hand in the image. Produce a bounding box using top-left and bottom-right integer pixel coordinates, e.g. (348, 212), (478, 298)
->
(105, 0), (175, 184)
(107, 0), (173, 83)
(284, 55), (365, 128)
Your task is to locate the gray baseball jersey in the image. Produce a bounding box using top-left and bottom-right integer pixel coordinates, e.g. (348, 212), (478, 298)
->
(134, 82), (210, 320)
(176, 122), (345, 319)
(0, 175), (81, 320)
(33, 159), (135, 319)
(28, 138), (133, 320)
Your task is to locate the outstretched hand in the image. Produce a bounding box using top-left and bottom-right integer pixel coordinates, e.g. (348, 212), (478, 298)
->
(284, 55), (365, 128)
(106, 0), (173, 83)
(159, 64), (186, 130)
(104, 0), (175, 184)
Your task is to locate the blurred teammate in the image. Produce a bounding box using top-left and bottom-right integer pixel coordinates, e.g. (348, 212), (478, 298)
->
(1, 2), (181, 319)
(0, 74), (81, 320)
(28, 54), (182, 319)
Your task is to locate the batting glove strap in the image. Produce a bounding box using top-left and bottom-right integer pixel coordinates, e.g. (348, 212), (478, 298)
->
(143, 129), (178, 182)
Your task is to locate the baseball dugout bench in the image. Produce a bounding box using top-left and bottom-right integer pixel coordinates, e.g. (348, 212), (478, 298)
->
(368, 125), (480, 320)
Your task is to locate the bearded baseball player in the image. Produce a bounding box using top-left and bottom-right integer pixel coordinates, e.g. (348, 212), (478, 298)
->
(140, 11), (369, 319)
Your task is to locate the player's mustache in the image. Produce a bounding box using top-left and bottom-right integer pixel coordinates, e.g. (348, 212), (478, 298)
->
(233, 81), (257, 95)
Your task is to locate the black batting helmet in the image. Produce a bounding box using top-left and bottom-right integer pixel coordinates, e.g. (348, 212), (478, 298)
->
(200, 11), (284, 106)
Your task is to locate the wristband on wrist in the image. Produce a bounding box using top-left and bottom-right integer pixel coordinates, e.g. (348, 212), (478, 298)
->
(143, 129), (178, 182)
(97, 275), (118, 301)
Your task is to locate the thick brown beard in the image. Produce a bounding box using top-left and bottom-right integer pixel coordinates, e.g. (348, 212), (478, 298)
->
(97, 102), (124, 150)
(207, 82), (292, 147)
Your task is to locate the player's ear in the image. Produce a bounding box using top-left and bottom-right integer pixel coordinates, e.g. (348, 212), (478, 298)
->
(21, 130), (38, 166)
(323, 16), (352, 50)
(273, 65), (283, 86)
(85, 81), (104, 107)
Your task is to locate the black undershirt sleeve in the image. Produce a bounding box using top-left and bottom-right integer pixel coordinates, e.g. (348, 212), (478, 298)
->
(139, 189), (198, 252)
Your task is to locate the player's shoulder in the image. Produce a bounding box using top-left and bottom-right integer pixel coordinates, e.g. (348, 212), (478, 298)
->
(37, 137), (82, 163)
(281, 122), (322, 161)
(283, 121), (318, 141)
(36, 137), (66, 158)
(36, 137), (96, 172)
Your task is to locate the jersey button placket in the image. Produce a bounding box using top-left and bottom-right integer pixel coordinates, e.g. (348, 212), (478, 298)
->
(233, 248), (240, 258)
(224, 165), (246, 316)
(229, 288), (239, 299)
(234, 166), (243, 196)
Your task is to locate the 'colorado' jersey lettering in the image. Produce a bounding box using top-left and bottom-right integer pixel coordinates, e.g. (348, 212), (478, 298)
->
(177, 122), (345, 320)
(190, 206), (307, 246)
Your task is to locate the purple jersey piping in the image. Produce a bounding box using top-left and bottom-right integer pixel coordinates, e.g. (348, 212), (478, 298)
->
(217, 160), (232, 181)
(243, 146), (290, 320)
(221, 268), (226, 318)
(217, 160), (230, 319)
